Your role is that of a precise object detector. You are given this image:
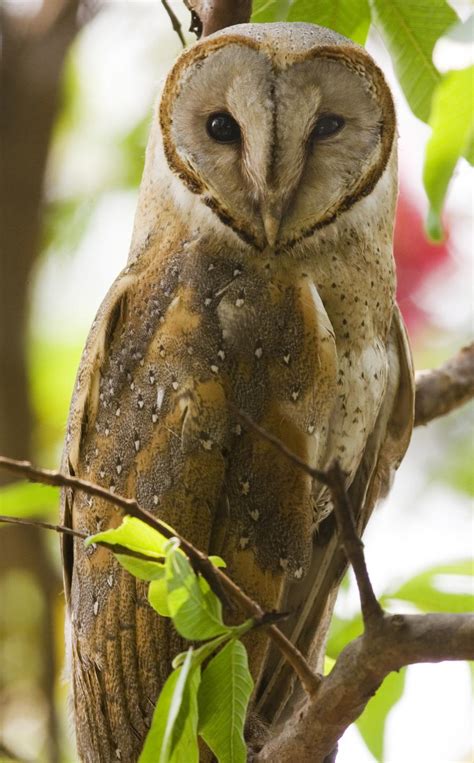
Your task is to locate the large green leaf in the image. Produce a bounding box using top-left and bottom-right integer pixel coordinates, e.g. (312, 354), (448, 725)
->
(198, 640), (254, 763)
(370, 0), (458, 122)
(115, 554), (165, 582)
(0, 481), (58, 519)
(384, 559), (474, 613)
(356, 669), (407, 761)
(173, 633), (233, 670)
(139, 649), (200, 763)
(86, 515), (169, 558)
(288, 0), (371, 45)
(251, 0), (292, 22)
(424, 65), (474, 239)
(166, 549), (230, 640)
(149, 574), (171, 617)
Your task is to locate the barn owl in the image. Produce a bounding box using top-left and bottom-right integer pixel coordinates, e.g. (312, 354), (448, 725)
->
(61, 22), (414, 762)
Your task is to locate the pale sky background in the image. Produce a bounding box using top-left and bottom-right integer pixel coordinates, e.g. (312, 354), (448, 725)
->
(6, 0), (474, 760)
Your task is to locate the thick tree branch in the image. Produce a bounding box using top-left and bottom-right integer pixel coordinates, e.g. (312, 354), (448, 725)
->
(184, 0), (252, 38)
(257, 612), (474, 762)
(415, 342), (474, 426)
(256, 424), (474, 762)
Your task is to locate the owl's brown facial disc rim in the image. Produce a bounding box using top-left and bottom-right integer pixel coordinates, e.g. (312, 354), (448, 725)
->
(159, 30), (396, 252)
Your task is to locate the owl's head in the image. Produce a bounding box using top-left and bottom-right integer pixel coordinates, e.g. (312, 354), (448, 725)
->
(159, 22), (396, 252)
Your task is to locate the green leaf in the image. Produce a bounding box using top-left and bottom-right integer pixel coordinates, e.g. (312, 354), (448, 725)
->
(149, 574), (171, 617)
(356, 669), (406, 761)
(385, 559), (474, 614)
(198, 640), (254, 763)
(86, 515), (169, 558)
(116, 554), (165, 582)
(0, 481), (58, 519)
(172, 617), (257, 670)
(173, 632), (233, 670)
(251, 0), (292, 22)
(370, 0), (458, 122)
(209, 555), (226, 568)
(423, 66), (474, 239)
(139, 649), (200, 763)
(288, 0), (371, 45)
(166, 549), (230, 640)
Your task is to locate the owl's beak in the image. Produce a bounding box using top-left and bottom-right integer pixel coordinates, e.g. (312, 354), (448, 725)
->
(261, 207), (281, 248)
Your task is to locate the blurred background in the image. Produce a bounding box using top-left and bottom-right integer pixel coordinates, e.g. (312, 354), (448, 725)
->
(0, 1), (472, 761)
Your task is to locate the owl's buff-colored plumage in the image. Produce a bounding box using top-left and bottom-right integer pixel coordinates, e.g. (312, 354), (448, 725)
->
(61, 22), (414, 762)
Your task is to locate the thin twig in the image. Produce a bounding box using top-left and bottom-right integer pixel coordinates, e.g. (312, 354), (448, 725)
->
(0, 455), (319, 696)
(0, 515), (167, 563)
(236, 410), (385, 626)
(325, 462), (383, 626)
(0, 514), (86, 539)
(161, 0), (186, 46)
(235, 408), (330, 486)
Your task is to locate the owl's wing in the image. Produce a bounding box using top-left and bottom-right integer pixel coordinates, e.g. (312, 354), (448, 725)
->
(256, 306), (414, 722)
(60, 252), (232, 760)
(60, 270), (135, 605)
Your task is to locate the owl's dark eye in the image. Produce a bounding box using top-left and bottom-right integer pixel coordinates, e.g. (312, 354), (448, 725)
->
(313, 114), (345, 140)
(206, 112), (241, 144)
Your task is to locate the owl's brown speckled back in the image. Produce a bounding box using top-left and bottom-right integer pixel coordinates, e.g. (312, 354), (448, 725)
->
(61, 22), (414, 761)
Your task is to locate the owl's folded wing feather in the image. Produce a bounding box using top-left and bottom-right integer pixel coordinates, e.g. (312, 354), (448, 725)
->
(256, 306), (414, 723)
(60, 256), (232, 760)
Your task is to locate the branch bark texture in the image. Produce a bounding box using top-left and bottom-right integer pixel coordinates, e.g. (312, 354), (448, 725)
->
(257, 612), (474, 762)
(415, 342), (474, 426)
(185, 0), (252, 37)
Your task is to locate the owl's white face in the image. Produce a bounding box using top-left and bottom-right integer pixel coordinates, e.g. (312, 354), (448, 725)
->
(160, 24), (395, 252)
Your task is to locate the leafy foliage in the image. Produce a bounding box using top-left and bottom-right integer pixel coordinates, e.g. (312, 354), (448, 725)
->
(88, 517), (254, 762)
(369, 0), (458, 122)
(327, 558), (474, 760)
(198, 640), (254, 763)
(424, 65), (474, 239)
(251, 0), (292, 22)
(356, 669), (407, 761)
(385, 559), (473, 614)
(139, 649), (201, 763)
(288, 0), (371, 45)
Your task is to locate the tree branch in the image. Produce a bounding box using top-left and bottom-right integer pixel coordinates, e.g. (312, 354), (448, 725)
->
(257, 612), (474, 762)
(0, 343), (472, 753)
(0, 455), (319, 696)
(325, 462), (383, 626)
(184, 0), (252, 38)
(415, 342), (474, 426)
(256, 426), (474, 762)
(0, 514), (86, 539)
(161, 0), (186, 46)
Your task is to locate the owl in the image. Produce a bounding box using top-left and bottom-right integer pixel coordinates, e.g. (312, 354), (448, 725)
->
(61, 22), (414, 762)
